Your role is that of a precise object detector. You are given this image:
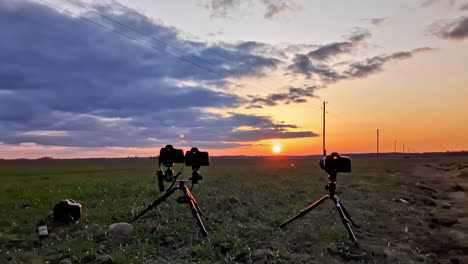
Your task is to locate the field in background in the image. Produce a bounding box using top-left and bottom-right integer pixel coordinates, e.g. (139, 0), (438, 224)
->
(1, 155), (467, 263)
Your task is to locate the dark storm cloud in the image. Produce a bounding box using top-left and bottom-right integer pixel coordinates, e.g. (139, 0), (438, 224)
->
(247, 86), (319, 108)
(430, 16), (468, 40)
(0, 0), (315, 149)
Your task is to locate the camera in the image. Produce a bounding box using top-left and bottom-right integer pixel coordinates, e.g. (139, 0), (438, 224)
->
(158, 145), (184, 189)
(159, 145), (184, 165)
(319, 152), (351, 173)
(53, 199), (82, 224)
(185, 147), (210, 167)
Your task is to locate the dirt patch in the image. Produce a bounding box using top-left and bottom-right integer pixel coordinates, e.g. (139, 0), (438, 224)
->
(385, 158), (468, 263)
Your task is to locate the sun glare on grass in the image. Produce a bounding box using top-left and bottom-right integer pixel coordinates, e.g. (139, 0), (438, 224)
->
(273, 146), (281, 153)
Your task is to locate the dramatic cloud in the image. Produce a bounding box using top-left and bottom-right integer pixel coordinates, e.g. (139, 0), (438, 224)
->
(201, 0), (301, 19)
(0, 0), (315, 150)
(430, 16), (468, 40)
(285, 30), (371, 80)
(247, 86), (319, 108)
(460, 3), (468, 10)
(286, 54), (341, 80)
(286, 46), (432, 83)
(307, 30), (371, 61)
(343, 48), (433, 79)
(1, 109), (316, 148)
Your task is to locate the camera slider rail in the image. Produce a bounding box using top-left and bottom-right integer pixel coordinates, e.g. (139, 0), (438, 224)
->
(279, 171), (360, 247)
(130, 179), (208, 237)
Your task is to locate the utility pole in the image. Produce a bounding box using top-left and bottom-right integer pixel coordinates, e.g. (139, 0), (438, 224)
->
(322, 101), (327, 156)
(394, 140), (397, 153)
(377, 129), (380, 159)
(403, 144), (405, 153)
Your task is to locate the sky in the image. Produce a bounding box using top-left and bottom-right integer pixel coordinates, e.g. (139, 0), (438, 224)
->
(0, 0), (467, 158)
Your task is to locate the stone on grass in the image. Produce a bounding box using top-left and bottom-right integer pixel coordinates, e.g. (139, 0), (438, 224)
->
(108, 222), (134, 239)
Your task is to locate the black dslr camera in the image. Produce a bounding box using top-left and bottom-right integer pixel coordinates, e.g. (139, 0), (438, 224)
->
(319, 152), (351, 174)
(157, 145), (184, 190)
(53, 199), (82, 224)
(159, 145), (184, 165)
(185, 147), (210, 167)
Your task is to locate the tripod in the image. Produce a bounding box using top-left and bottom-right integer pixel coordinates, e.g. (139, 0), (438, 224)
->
(130, 168), (208, 237)
(279, 171), (360, 247)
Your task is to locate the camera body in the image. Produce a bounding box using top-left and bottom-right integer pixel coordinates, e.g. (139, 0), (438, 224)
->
(53, 199), (82, 224)
(185, 147), (210, 167)
(159, 145), (184, 165)
(319, 152), (351, 173)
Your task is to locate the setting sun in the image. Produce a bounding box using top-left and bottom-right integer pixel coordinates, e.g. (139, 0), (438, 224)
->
(273, 146), (281, 153)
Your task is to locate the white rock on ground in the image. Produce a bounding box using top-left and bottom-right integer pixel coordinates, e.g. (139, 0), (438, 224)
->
(108, 222), (135, 238)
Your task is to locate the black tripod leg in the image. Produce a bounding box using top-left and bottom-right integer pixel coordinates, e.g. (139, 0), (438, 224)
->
(334, 196), (360, 228)
(331, 197), (358, 247)
(130, 187), (178, 223)
(279, 195), (329, 228)
(182, 186), (208, 237)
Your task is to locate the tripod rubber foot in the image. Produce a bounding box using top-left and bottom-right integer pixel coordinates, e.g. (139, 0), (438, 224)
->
(353, 241), (359, 248)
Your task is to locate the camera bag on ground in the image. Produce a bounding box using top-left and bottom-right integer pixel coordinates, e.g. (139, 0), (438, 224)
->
(53, 199), (82, 224)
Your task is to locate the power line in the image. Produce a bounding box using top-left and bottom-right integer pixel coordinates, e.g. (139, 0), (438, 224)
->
(110, 0), (233, 62)
(37, 0), (319, 111)
(61, 0), (228, 70)
(104, 0), (309, 100)
(37, 0), (226, 78)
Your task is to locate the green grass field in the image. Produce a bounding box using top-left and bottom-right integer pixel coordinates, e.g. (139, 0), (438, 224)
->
(0, 157), (415, 263)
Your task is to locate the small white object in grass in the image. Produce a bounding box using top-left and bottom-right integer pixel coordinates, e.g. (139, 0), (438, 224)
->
(38, 225), (48, 236)
(108, 222), (134, 238)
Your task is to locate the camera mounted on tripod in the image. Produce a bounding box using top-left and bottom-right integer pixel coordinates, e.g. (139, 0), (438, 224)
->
(280, 151), (360, 247)
(131, 144), (210, 237)
(156, 145), (210, 191)
(319, 152), (351, 174)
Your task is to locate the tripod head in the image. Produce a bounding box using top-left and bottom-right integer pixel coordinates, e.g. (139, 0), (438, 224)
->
(157, 162), (181, 192)
(190, 165), (203, 185)
(325, 171), (338, 197)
